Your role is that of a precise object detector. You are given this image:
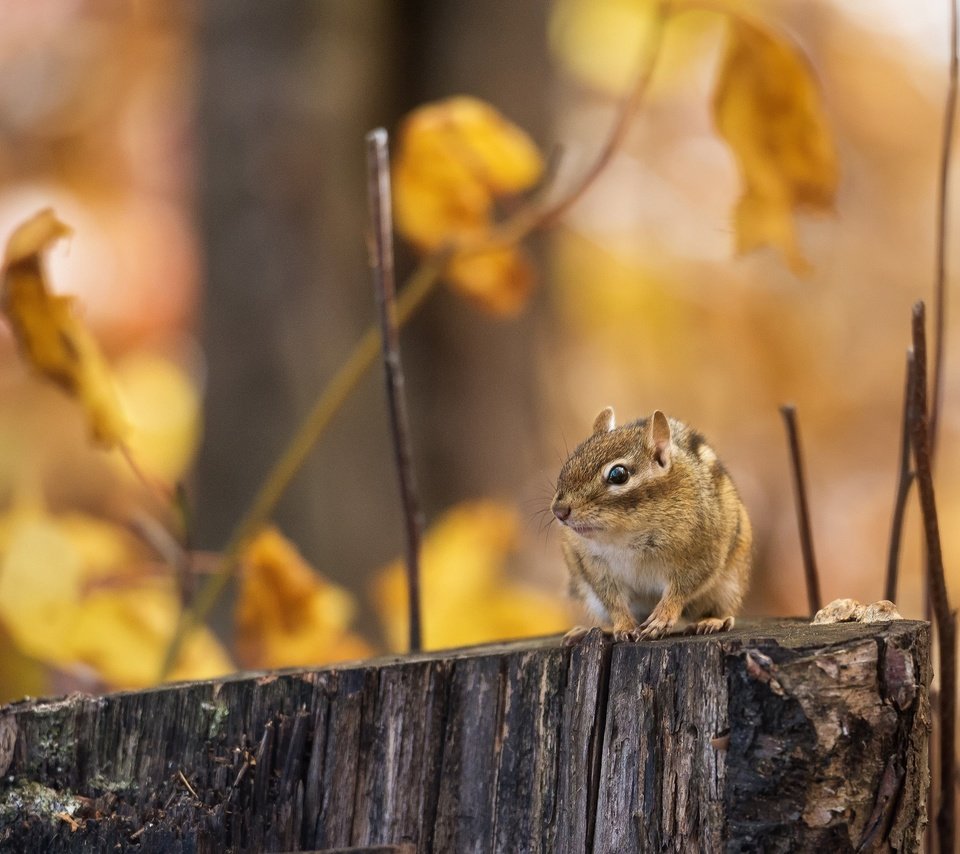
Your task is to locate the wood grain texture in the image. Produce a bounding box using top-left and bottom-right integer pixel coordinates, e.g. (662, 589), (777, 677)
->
(0, 620), (929, 852)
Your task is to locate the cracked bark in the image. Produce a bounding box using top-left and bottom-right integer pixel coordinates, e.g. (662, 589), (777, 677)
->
(0, 620), (930, 853)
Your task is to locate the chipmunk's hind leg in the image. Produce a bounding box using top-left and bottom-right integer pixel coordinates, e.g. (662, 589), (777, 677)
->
(684, 527), (749, 637)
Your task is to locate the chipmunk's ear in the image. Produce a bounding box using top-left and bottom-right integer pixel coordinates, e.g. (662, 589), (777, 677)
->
(650, 410), (672, 468)
(592, 406), (615, 435)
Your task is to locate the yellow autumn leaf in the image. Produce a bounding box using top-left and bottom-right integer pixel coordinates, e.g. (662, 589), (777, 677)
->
(550, 0), (660, 94)
(371, 501), (573, 652)
(0, 624), (46, 705)
(74, 584), (233, 688)
(113, 352), (201, 483)
(234, 526), (373, 669)
(0, 510), (86, 662)
(0, 505), (231, 687)
(549, 0), (719, 96)
(394, 96), (544, 248)
(712, 19), (839, 273)
(393, 96), (544, 315)
(1, 209), (128, 446)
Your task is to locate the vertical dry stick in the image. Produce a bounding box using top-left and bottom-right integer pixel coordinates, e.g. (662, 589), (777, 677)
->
(367, 128), (424, 653)
(779, 404), (822, 615)
(930, 0), (959, 458)
(926, 1), (959, 841)
(910, 301), (957, 854)
(884, 349), (916, 603)
(925, 0), (960, 639)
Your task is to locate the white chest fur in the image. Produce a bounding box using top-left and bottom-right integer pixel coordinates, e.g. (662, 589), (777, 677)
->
(580, 537), (670, 600)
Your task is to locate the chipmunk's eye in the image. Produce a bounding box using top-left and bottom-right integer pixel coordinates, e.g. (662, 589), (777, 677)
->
(606, 465), (629, 485)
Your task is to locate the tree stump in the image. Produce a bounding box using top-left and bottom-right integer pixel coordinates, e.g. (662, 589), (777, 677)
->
(0, 619), (929, 852)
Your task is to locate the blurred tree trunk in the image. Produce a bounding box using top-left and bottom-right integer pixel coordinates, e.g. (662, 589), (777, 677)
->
(193, 0), (551, 635)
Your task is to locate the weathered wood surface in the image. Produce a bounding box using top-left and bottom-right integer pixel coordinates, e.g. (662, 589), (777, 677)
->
(0, 620), (929, 853)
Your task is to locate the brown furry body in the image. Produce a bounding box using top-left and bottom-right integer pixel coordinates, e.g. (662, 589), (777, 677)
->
(551, 408), (751, 641)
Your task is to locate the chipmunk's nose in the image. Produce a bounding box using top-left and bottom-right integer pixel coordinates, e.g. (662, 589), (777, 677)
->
(553, 503), (571, 522)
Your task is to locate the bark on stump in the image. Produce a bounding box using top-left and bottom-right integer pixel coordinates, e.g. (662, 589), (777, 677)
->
(0, 619), (929, 852)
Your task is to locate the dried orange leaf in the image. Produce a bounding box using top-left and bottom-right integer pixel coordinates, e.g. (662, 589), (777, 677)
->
(394, 96), (544, 251)
(371, 501), (573, 652)
(234, 526), (373, 669)
(392, 96), (544, 315)
(712, 20), (838, 272)
(1, 209), (128, 446)
(446, 246), (536, 317)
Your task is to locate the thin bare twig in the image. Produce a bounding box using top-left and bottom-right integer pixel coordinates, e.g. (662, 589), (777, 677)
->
(929, 0), (959, 459)
(367, 128), (424, 653)
(118, 441), (174, 511)
(128, 511), (194, 606)
(444, 1), (669, 257)
(536, 4), (668, 229)
(118, 446), (197, 604)
(177, 769), (201, 803)
(55, 812), (80, 833)
(910, 301), (956, 854)
(159, 10), (671, 678)
(884, 349), (916, 603)
(779, 404), (822, 615)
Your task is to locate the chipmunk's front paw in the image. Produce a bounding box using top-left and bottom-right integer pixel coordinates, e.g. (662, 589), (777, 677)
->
(637, 610), (678, 640)
(637, 598), (683, 640)
(611, 621), (643, 643)
(686, 616), (735, 635)
(637, 619), (670, 640)
(562, 625), (592, 647)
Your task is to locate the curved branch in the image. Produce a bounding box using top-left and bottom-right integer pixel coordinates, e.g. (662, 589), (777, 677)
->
(159, 10), (671, 679)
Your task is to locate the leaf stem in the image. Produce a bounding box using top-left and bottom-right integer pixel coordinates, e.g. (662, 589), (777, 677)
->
(158, 253), (446, 678)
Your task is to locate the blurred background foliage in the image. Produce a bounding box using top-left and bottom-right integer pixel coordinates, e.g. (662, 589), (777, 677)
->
(0, 0), (955, 703)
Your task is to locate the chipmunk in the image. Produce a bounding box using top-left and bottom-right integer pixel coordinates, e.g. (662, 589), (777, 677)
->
(551, 407), (751, 643)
